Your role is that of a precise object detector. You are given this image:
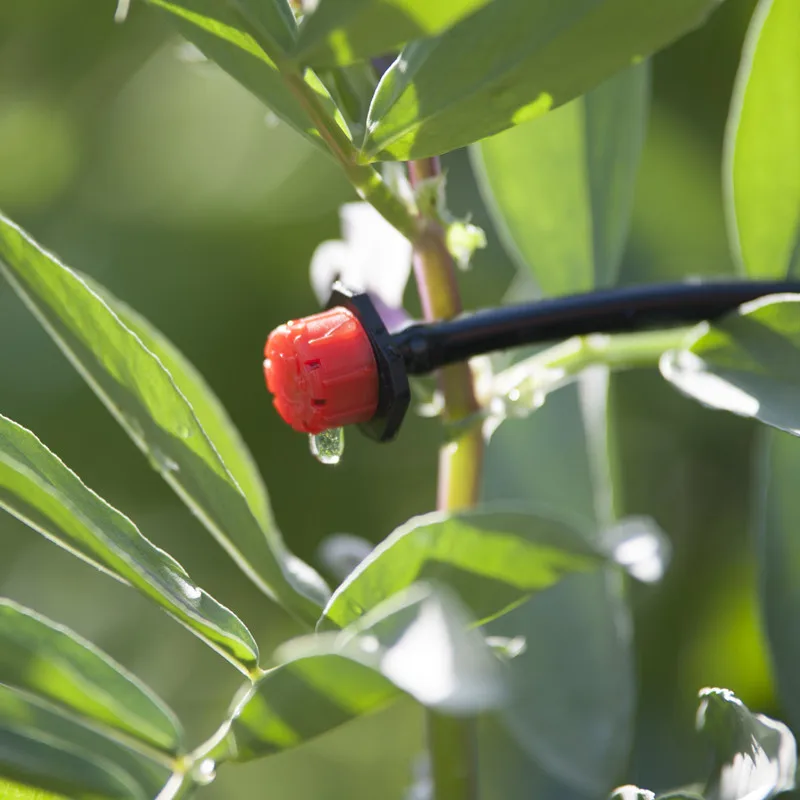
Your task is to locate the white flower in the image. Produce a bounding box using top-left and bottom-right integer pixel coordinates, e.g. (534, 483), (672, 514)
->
(310, 202), (413, 311)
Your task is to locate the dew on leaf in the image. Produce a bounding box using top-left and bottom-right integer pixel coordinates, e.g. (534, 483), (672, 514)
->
(148, 448), (180, 475)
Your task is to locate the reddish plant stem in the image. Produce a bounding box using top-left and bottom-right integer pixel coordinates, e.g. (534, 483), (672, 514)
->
(408, 156), (483, 800)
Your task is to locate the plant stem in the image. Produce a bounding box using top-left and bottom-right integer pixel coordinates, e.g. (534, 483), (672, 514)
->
(280, 72), (419, 241)
(234, 9), (421, 242)
(408, 157), (482, 800)
(493, 327), (691, 408)
(427, 714), (479, 800)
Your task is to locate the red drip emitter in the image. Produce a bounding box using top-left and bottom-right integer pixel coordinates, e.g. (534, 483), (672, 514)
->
(264, 285), (410, 441)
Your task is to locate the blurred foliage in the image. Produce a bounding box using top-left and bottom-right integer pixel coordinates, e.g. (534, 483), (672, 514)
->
(0, 0), (785, 797)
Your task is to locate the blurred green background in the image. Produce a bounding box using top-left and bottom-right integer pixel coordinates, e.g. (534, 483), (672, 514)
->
(0, 0), (781, 797)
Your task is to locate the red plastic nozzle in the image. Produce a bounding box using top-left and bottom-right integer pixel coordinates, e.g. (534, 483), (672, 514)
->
(264, 306), (380, 434)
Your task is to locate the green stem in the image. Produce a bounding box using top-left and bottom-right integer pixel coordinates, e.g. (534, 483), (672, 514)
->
(288, 79), (417, 240)
(408, 157), (482, 800)
(494, 327), (691, 410)
(427, 714), (480, 800)
(230, 2), (421, 242)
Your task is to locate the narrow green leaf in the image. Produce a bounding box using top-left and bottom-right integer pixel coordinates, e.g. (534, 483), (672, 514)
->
(316, 62), (378, 140)
(697, 687), (796, 800)
(0, 780), (65, 800)
(660, 294), (800, 435)
(294, 0), (492, 67)
(472, 63), (649, 296)
(481, 383), (635, 797)
(144, 0), (346, 151)
(228, 584), (504, 760)
(0, 685), (169, 799)
(754, 428), (800, 732)
(321, 506), (607, 630)
(724, 0), (800, 278)
(0, 726), (142, 800)
(0, 414), (259, 674)
(0, 599), (181, 755)
(361, 0), (723, 160)
(0, 214), (328, 624)
(89, 282), (271, 536)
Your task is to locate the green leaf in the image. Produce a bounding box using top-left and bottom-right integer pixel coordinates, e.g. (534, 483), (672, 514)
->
(294, 0), (492, 67)
(144, 0), (345, 150)
(0, 685), (169, 799)
(697, 687), (796, 800)
(724, 0), (800, 278)
(472, 63), (649, 296)
(228, 583), (504, 760)
(89, 281), (271, 536)
(315, 62), (378, 140)
(321, 506), (607, 631)
(0, 780), (66, 800)
(660, 294), (800, 435)
(0, 599), (181, 755)
(0, 726), (142, 800)
(0, 414), (259, 674)
(481, 379), (635, 797)
(0, 214), (328, 625)
(753, 428), (800, 732)
(361, 0), (723, 160)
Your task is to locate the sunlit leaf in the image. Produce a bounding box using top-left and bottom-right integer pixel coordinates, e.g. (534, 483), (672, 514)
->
(0, 214), (328, 625)
(294, 0), (492, 66)
(361, 0), (724, 160)
(697, 687), (796, 800)
(0, 414), (259, 674)
(753, 428), (800, 732)
(0, 780), (66, 800)
(0, 726), (142, 800)
(0, 599), (181, 755)
(473, 63), (649, 296)
(0, 685), (169, 799)
(321, 506), (607, 630)
(660, 294), (800, 435)
(724, 0), (800, 278)
(228, 584), (504, 760)
(90, 281), (271, 536)
(144, 0), (346, 150)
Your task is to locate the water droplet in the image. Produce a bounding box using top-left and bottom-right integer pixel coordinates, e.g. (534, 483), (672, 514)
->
(148, 448), (180, 475)
(309, 428), (344, 466)
(175, 575), (202, 601)
(191, 759), (216, 786)
(177, 425), (192, 440)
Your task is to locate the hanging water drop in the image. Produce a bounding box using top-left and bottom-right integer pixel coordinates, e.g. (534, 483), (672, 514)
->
(309, 427), (345, 465)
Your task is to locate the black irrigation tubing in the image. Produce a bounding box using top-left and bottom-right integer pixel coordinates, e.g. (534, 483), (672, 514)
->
(391, 280), (800, 374)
